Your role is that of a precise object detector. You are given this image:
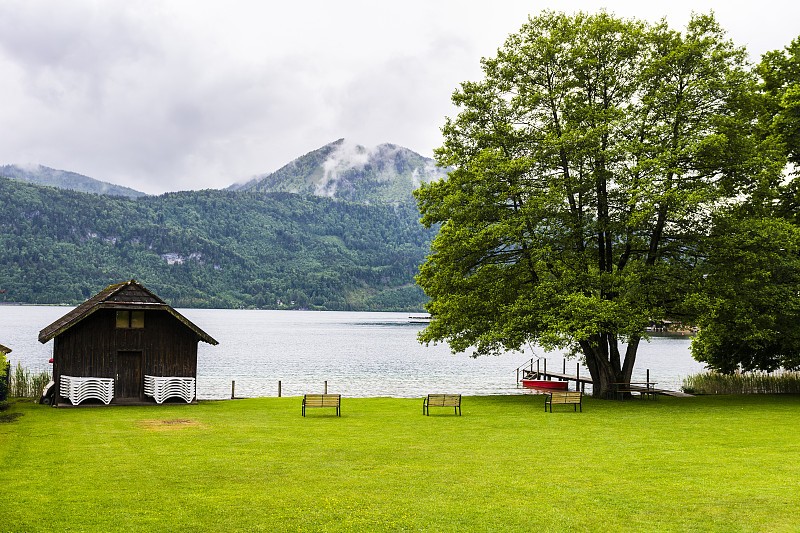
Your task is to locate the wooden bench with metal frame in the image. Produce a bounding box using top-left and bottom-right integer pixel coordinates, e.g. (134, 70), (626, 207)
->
(423, 394), (461, 416)
(614, 389), (660, 401)
(302, 394), (341, 416)
(611, 383), (660, 401)
(544, 391), (582, 412)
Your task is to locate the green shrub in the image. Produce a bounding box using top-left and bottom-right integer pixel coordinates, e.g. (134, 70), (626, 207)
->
(0, 359), (9, 402)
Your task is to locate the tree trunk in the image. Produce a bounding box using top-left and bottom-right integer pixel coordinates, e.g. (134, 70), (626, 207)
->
(581, 334), (640, 398)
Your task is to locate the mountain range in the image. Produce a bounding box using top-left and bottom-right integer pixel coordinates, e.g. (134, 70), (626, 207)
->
(2, 139), (448, 202)
(0, 140), (446, 310)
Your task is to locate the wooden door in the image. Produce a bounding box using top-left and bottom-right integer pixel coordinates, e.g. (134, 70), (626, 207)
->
(116, 351), (143, 400)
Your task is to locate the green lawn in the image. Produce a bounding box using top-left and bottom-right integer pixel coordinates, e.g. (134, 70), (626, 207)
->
(2, 394), (799, 532)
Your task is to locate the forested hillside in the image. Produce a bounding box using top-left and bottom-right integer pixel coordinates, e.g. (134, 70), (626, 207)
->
(0, 178), (434, 310)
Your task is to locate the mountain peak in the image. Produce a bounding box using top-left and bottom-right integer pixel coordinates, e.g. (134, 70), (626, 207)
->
(0, 164), (146, 198)
(229, 140), (447, 203)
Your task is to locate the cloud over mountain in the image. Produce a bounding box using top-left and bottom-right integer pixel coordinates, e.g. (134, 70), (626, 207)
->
(229, 139), (448, 204)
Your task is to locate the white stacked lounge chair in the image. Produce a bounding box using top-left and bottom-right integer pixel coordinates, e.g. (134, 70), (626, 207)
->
(144, 375), (196, 404)
(59, 376), (114, 405)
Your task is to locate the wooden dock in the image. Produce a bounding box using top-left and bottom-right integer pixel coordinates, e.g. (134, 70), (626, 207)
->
(534, 370), (593, 387)
(517, 358), (593, 392)
(623, 384), (693, 398)
(523, 370), (593, 393)
(516, 358), (692, 397)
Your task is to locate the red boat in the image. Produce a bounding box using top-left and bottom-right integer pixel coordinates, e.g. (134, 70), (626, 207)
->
(521, 379), (569, 390)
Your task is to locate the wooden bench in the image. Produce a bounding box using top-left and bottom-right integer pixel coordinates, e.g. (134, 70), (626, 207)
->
(302, 394), (341, 417)
(613, 389), (659, 401)
(613, 389), (658, 400)
(423, 394), (461, 416)
(611, 383), (660, 401)
(544, 391), (582, 412)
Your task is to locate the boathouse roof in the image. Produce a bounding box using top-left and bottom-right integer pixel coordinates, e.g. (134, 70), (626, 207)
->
(38, 279), (218, 345)
(0, 344), (10, 354)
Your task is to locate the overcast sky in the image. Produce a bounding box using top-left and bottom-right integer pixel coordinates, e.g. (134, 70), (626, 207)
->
(0, 0), (797, 194)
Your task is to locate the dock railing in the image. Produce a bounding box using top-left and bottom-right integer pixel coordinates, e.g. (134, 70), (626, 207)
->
(516, 357), (592, 393)
(516, 357), (547, 384)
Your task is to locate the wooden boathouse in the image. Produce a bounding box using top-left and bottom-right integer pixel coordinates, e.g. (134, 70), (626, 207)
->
(38, 280), (218, 406)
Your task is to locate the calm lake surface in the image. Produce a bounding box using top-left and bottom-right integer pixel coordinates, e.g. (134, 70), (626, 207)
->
(0, 306), (707, 399)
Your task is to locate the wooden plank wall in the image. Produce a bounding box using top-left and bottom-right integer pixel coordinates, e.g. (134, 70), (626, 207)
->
(54, 309), (199, 404)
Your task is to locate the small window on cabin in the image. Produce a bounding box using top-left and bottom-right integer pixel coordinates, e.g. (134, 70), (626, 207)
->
(116, 311), (130, 328)
(130, 311), (145, 328)
(116, 310), (145, 329)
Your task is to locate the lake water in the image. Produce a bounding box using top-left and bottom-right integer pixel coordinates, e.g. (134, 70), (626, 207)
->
(0, 306), (707, 399)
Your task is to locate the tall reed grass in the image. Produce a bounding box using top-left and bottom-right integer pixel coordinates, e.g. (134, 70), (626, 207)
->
(10, 363), (51, 398)
(683, 371), (800, 394)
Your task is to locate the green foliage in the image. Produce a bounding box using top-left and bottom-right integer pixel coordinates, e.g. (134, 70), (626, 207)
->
(688, 216), (800, 373)
(0, 178), (435, 311)
(0, 346), (8, 402)
(683, 371), (800, 394)
(415, 11), (768, 396)
(0, 361), (9, 402)
(686, 35), (800, 374)
(757, 36), (800, 166)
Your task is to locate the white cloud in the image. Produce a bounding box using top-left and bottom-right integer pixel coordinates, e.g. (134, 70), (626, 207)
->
(0, 0), (796, 194)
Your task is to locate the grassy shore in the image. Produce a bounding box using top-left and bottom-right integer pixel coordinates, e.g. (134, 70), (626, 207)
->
(2, 394), (799, 532)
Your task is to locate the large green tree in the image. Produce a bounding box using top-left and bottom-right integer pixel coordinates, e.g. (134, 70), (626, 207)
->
(687, 36), (800, 374)
(415, 11), (770, 397)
